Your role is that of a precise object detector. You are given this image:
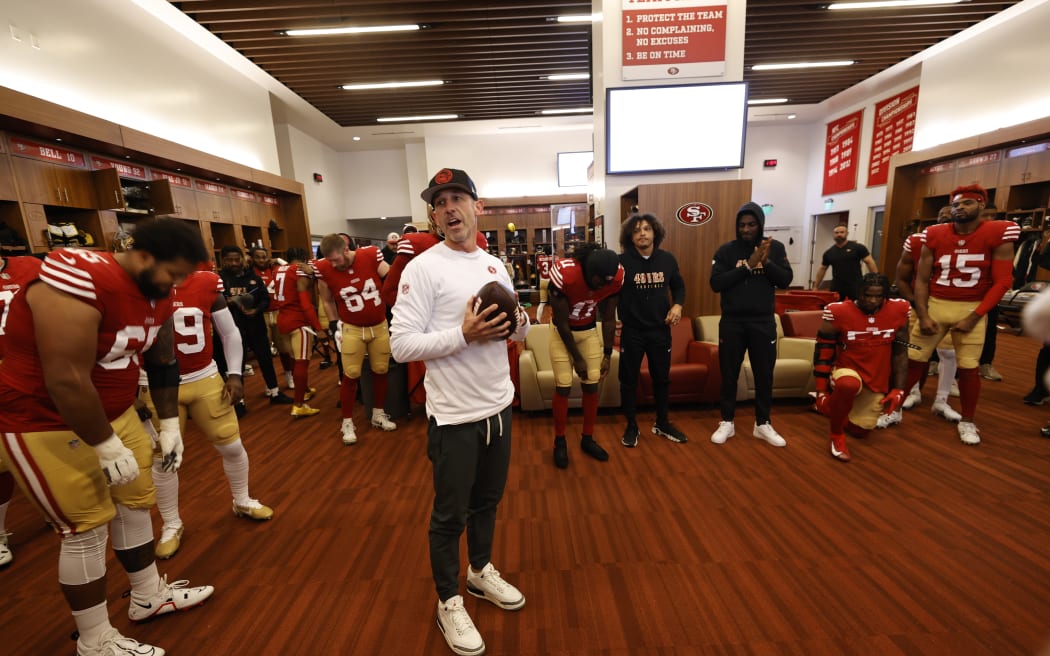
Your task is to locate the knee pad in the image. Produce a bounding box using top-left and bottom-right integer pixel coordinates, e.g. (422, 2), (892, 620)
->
(110, 504), (153, 552)
(833, 375), (862, 397)
(59, 524), (109, 586)
(214, 438), (247, 464)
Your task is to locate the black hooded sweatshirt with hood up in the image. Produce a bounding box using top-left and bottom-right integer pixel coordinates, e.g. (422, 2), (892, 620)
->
(709, 202), (793, 319)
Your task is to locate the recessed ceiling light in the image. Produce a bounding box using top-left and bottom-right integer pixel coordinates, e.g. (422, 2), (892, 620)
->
(540, 108), (593, 115)
(376, 114), (459, 123)
(283, 24), (420, 37)
(748, 98), (790, 105)
(556, 14), (601, 23)
(352, 136), (361, 141)
(341, 80), (444, 91)
(752, 61), (855, 70)
(828, 0), (964, 9)
(544, 73), (590, 81)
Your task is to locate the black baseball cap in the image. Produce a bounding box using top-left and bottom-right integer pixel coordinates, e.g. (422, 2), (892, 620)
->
(420, 168), (478, 205)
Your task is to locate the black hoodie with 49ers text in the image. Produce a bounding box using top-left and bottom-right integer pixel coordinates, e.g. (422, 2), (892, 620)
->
(709, 202), (793, 319)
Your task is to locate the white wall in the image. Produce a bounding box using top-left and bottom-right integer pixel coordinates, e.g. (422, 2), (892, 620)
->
(0, 0), (281, 173)
(340, 148), (414, 221)
(281, 124), (344, 236)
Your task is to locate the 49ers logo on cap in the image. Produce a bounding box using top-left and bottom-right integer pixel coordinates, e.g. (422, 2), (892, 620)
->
(434, 169), (455, 184)
(676, 202), (714, 226)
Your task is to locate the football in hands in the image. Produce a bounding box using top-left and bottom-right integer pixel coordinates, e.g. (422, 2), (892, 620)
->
(475, 280), (519, 335)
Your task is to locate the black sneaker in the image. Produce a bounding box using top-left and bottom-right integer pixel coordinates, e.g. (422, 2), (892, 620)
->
(621, 423), (640, 448)
(652, 422), (688, 444)
(269, 392), (294, 405)
(580, 435), (609, 461)
(553, 437), (569, 469)
(234, 401), (248, 419)
(1023, 389), (1049, 405)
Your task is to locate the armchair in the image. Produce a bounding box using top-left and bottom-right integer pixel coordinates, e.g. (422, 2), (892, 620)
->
(517, 322), (620, 411)
(694, 314), (814, 400)
(635, 320), (720, 405)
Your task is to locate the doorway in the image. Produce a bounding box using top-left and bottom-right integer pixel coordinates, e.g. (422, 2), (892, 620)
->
(808, 211), (850, 288)
(869, 205), (885, 264)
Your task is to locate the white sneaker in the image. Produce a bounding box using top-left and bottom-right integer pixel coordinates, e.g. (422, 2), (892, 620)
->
(753, 423), (787, 447)
(128, 575), (214, 622)
(710, 421), (735, 444)
(876, 409), (903, 429)
(958, 421), (981, 445)
(902, 386), (921, 410)
(285, 372), (295, 389)
(931, 400), (962, 423)
(436, 595), (485, 656)
(341, 419), (357, 445)
(0, 531), (12, 567)
(243, 364), (255, 377)
(467, 562), (525, 610)
(370, 409), (397, 431)
(76, 626), (164, 656)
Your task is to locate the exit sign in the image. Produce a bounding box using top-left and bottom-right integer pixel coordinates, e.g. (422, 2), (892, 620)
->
(763, 159), (778, 168)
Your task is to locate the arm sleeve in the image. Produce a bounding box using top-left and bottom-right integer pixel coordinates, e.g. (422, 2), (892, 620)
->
(974, 258), (1014, 316)
(212, 306), (244, 375)
(709, 246), (749, 293)
(381, 253), (411, 308)
(298, 288), (323, 332)
(763, 241), (794, 289)
(388, 261), (468, 364)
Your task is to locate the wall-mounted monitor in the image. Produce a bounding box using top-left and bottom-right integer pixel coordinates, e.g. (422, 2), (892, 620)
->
(605, 81), (748, 175)
(557, 151), (593, 187)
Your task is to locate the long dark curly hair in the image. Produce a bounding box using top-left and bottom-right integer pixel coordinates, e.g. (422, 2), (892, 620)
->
(619, 213), (666, 253)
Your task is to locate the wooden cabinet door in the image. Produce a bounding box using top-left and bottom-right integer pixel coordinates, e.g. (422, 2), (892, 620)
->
(230, 196), (254, 225)
(23, 203), (50, 250)
(1026, 149), (1050, 182)
(93, 167), (123, 210)
(12, 157), (62, 205)
(999, 155), (1030, 186)
(145, 179), (176, 216)
(196, 191), (232, 223)
(53, 167), (98, 208)
(170, 186), (198, 219)
(0, 156), (17, 201)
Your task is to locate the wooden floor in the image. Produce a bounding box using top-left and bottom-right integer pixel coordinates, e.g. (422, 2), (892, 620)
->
(3, 331), (1050, 655)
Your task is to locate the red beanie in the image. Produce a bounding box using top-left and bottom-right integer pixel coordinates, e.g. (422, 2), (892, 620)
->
(951, 184), (987, 204)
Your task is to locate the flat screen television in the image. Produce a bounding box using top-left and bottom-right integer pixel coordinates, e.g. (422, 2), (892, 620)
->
(605, 81), (748, 175)
(557, 151), (593, 187)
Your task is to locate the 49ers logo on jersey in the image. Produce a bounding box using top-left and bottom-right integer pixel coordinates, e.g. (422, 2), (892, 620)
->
(675, 202), (714, 226)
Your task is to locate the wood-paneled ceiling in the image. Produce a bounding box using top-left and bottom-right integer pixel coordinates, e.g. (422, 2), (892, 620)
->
(170, 1), (1021, 128)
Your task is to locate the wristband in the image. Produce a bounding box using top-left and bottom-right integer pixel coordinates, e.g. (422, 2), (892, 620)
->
(158, 417), (179, 433)
(93, 433), (126, 458)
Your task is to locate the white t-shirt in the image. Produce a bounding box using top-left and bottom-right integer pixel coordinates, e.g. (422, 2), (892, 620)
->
(390, 242), (528, 425)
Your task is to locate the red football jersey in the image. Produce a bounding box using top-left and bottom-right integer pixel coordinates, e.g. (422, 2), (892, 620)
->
(536, 254), (553, 280)
(313, 245), (386, 326)
(275, 263), (318, 333)
(172, 270), (223, 376)
(548, 257), (625, 328)
(0, 249), (174, 430)
(824, 297), (910, 393)
(256, 264), (288, 312)
(922, 220), (1019, 302)
(0, 256), (43, 359)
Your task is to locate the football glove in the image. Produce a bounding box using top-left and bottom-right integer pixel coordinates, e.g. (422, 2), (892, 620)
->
(94, 433), (139, 486)
(157, 417), (183, 473)
(880, 388), (907, 415)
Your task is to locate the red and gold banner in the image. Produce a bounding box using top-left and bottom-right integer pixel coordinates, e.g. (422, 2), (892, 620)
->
(822, 110), (863, 196)
(867, 86), (919, 187)
(8, 136), (85, 167)
(151, 170), (193, 188)
(622, 0), (727, 80)
(91, 156), (147, 180)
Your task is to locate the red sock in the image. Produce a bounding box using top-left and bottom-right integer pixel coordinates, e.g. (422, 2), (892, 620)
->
(293, 360), (309, 405)
(829, 376), (861, 434)
(372, 372), (388, 408)
(340, 376), (358, 419)
(552, 394), (569, 436)
(905, 359), (929, 395)
(581, 391), (598, 436)
(957, 367), (981, 419)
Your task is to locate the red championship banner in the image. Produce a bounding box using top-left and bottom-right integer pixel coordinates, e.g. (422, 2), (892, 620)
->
(867, 86), (919, 187)
(8, 136), (85, 167)
(822, 110), (863, 196)
(622, 0), (727, 80)
(150, 170), (193, 188)
(195, 180), (228, 195)
(91, 156), (147, 180)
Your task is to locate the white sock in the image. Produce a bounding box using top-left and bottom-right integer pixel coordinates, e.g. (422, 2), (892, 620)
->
(266, 387), (280, 397)
(127, 562), (161, 601)
(152, 458), (182, 530)
(72, 601), (111, 648)
(936, 348), (957, 401)
(0, 500), (9, 533)
(215, 439), (251, 506)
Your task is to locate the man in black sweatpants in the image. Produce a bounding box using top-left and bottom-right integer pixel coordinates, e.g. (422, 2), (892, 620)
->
(709, 202), (793, 447)
(617, 212), (688, 447)
(219, 245), (292, 407)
